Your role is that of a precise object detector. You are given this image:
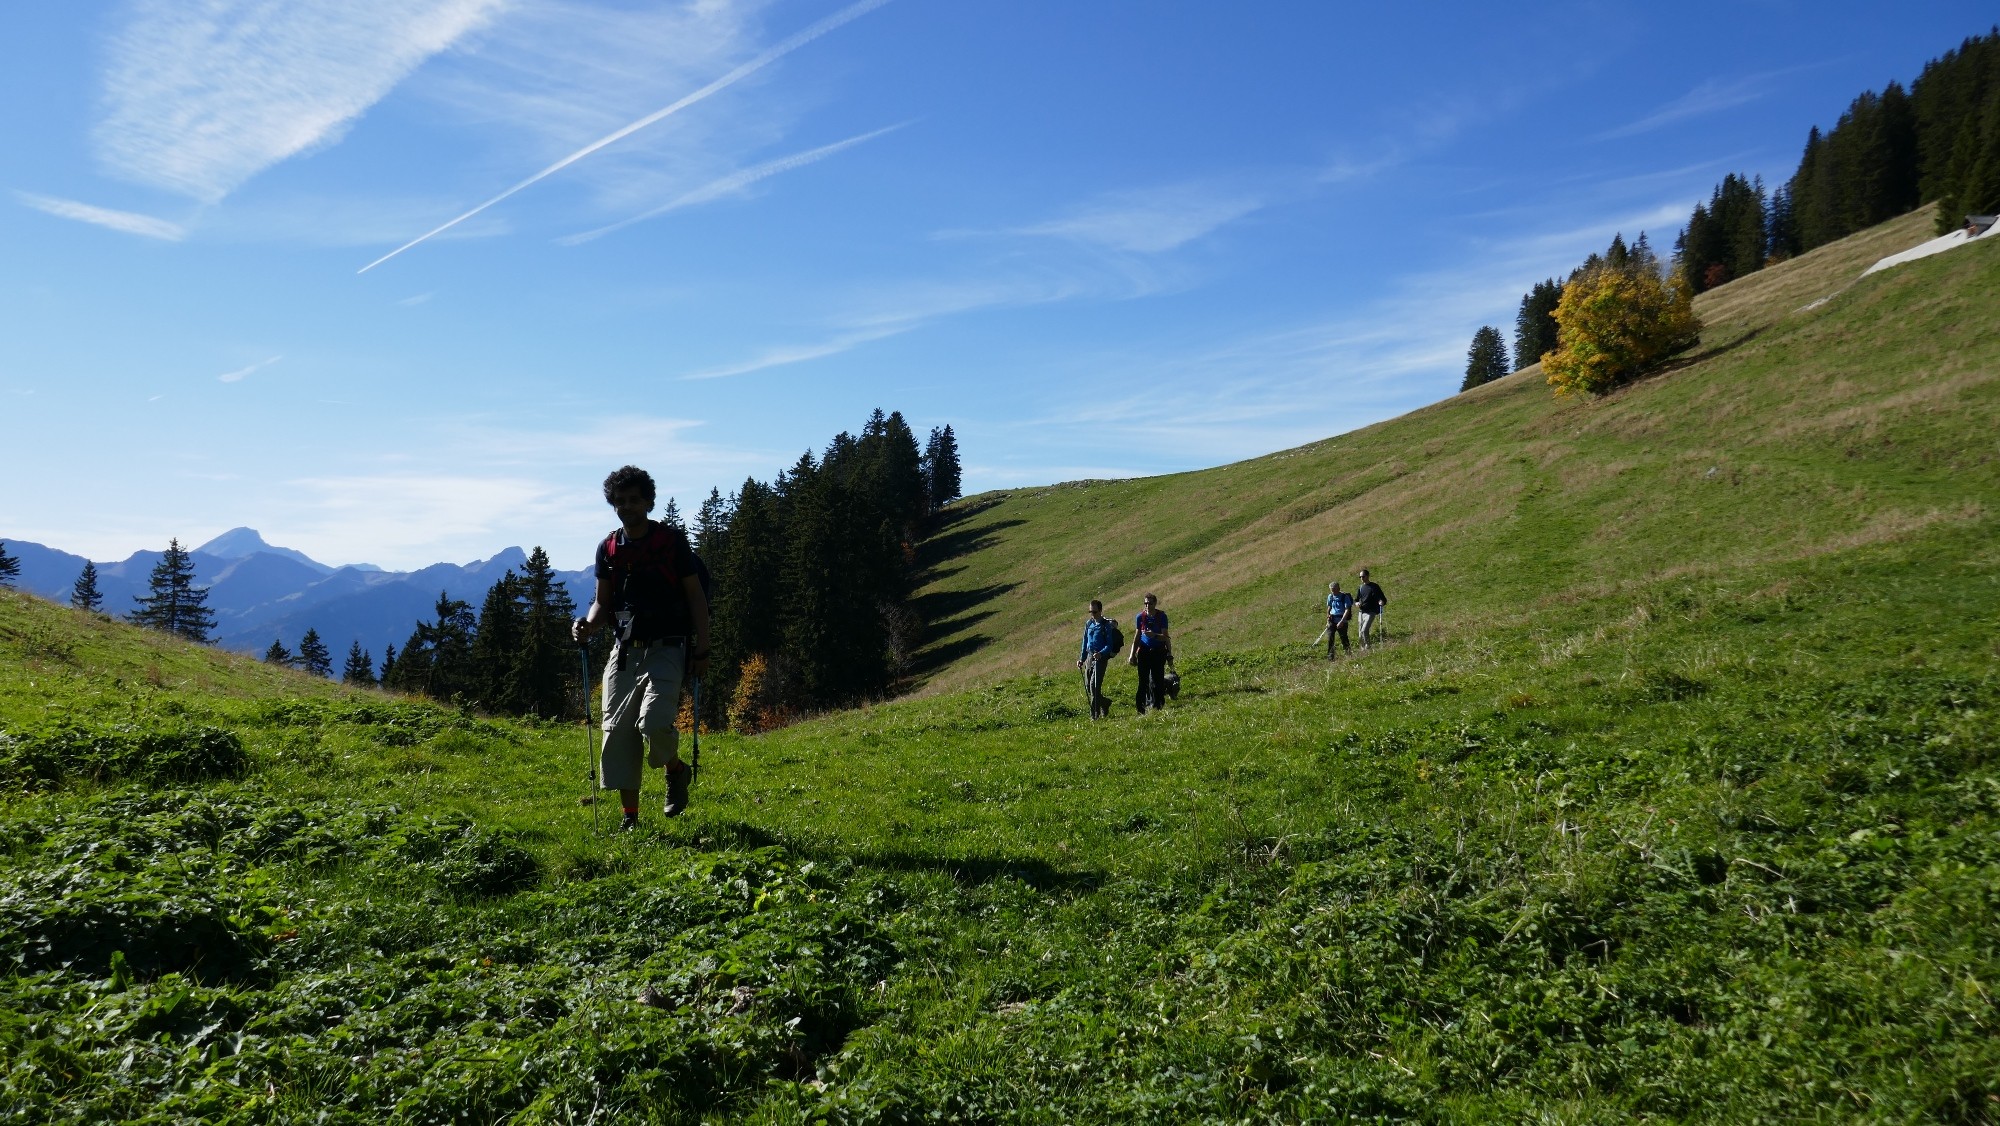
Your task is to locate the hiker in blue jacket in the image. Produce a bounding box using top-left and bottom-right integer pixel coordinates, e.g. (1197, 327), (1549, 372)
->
(1076, 599), (1119, 719)
(1325, 581), (1355, 658)
(1132, 593), (1171, 714)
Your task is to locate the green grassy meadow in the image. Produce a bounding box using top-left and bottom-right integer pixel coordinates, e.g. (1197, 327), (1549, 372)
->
(3, 207), (1997, 1122)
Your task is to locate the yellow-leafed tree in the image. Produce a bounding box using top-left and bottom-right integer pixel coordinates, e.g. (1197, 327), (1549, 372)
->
(1542, 264), (1700, 397)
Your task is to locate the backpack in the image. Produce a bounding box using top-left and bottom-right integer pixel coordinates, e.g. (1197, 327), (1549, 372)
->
(602, 524), (714, 637)
(1101, 617), (1124, 654)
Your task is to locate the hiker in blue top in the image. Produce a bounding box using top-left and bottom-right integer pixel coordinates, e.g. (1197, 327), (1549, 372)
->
(1076, 599), (1119, 720)
(1132, 593), (1171, 714)
(1324, 581), (1355, 658)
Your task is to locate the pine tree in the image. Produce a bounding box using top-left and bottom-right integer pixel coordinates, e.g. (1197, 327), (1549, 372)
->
(0, 542), (17, 588)
(1676, 175), (1767, 294)
(694, 488), (729, 560)
(1914, 30), (2000, 233)
(921, 425), (962, 513)
(385, 593), (476, 701)
(660, 497), (685, 532)
(297, 628), (333, 677)
(471, 571), (528, 712)
(379, 643), (398, 684)
(513, 547), (579, 719)
(1514, 279), (1564, 368)
(264, 640), (294, 666)
(130, 538), (217, 643)
(1461, 326), (1511, 391)
(343, 641), (376, 686)
(70, 562), (103, 612)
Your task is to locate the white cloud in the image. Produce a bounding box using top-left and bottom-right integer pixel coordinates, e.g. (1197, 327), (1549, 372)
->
(1010, 183), (1265, 254)
(399, 292), (435, 307)
(1595, 71), (1790, 141)
(561, 122), (907, 245)
(95, 0), (506, 202)
(360, 0), (893, 272)
(218, 355), (283, 383)
(15, 192), (185, 240)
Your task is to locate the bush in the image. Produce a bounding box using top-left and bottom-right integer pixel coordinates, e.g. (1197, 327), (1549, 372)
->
(1542, 264), (1700, 396)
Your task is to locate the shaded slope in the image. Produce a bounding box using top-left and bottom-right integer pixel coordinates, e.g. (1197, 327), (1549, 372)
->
(912, 207), (1995, 692)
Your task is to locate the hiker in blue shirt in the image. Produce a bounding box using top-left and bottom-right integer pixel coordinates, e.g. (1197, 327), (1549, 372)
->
(1132, 593), (1171, 714)
(1076, 599), (1119, 719)
(1325, 581), (1355, 658)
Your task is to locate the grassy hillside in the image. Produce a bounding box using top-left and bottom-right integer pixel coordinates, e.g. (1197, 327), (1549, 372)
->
(910, 207), (1987, 695)
(2, 207), (1996, 1122)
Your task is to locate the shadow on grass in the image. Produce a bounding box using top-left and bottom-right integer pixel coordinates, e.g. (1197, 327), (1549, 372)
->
(651, 819), (1103, 893)
(906, 632), (994, 678)
(916, 519), (1026, 584)
(913, 583), (1018, 626)
(843, 849), (1103, 893)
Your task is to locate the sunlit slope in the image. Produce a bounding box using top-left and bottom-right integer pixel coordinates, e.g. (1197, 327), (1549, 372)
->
(913, 207), (1995, 692)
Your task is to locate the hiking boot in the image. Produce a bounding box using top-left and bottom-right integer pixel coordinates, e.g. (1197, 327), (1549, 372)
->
(619, 812), (639, 832)
(663, 763), (691, 817)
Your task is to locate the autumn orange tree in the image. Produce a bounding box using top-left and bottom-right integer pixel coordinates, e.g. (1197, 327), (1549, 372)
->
(1542, 263), (1700, 397)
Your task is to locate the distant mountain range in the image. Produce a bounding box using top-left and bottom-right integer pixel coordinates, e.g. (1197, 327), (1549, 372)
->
(3, 528), (594, 670)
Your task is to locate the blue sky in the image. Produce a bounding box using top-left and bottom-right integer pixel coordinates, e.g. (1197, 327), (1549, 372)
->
(2, 1), (1990, 570)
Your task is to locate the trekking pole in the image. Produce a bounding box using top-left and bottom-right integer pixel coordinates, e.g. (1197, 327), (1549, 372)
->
(578, 641), (599, 835)
(688, 677), (702, 786)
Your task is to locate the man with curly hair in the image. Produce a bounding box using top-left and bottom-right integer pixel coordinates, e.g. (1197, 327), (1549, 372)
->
(573, 466), (711, 828)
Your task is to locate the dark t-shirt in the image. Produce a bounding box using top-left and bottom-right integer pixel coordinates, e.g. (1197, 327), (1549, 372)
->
(1356, 581), (1387, 613)
(594, 522), (694, 641)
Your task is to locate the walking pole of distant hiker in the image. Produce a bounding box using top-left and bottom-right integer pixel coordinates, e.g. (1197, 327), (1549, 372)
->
(576, 642), (600, 835)
(573, 465), (712, 831)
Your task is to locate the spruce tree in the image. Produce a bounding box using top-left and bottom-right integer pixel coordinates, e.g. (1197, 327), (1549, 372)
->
(70, 562), (103, 612)
(0, 542), (17, 587)
(660, 498), (685, 532)
(695, 488), (729, 553)
(379, 643), (398, 684)
(471, 571), (528, 712)
(130, 538), (216, 643)
(921, 425), (962, 513)
(1914, 31), (2000, 232)
(343, 641), (376, 686)
(514, 547), (579, 718)
(297, 628), (333, 677)
(1461, 326), (1511, 391)
(264, 640), (294, 666)
(1514, 280), (1564, 368)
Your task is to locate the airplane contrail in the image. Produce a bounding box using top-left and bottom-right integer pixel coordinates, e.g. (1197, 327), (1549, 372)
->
(557, 122), (908, 246)
(358, 0), (895, 274)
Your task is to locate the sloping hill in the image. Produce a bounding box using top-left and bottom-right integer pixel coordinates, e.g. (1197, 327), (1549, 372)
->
(911, 207), (1994, 692)
(3, 204), (1995, 1122)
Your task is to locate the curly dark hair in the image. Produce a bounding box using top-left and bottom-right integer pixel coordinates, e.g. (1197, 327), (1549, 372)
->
(602, 465), (655, 506)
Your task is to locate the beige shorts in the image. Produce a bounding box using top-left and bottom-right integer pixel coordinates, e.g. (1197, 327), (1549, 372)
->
(600, 640), (685, 790)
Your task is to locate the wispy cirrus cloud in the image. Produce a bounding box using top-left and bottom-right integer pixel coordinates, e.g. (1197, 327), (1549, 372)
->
(360, 0), (895, 272)
(1002, 183), (1267, 254)
(1594, 69), (1802, 141)
(680, 274), (1093, 380)
(218, 355), (283, 383)
(15, 192), (185, 240)
(95, 0), (506, 203)
(560, 122), (908, 245)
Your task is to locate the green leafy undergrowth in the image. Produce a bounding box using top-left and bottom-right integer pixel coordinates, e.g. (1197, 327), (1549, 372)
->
(0, 792), (902, 1124)
(0, 723), (247, 789)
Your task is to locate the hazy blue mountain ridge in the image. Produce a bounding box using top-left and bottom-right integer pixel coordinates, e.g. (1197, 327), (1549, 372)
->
(1, 532), (591, 672)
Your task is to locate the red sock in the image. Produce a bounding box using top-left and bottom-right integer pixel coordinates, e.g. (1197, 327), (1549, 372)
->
(622, 805), (638, 816)
(666, 761), (686, 774)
